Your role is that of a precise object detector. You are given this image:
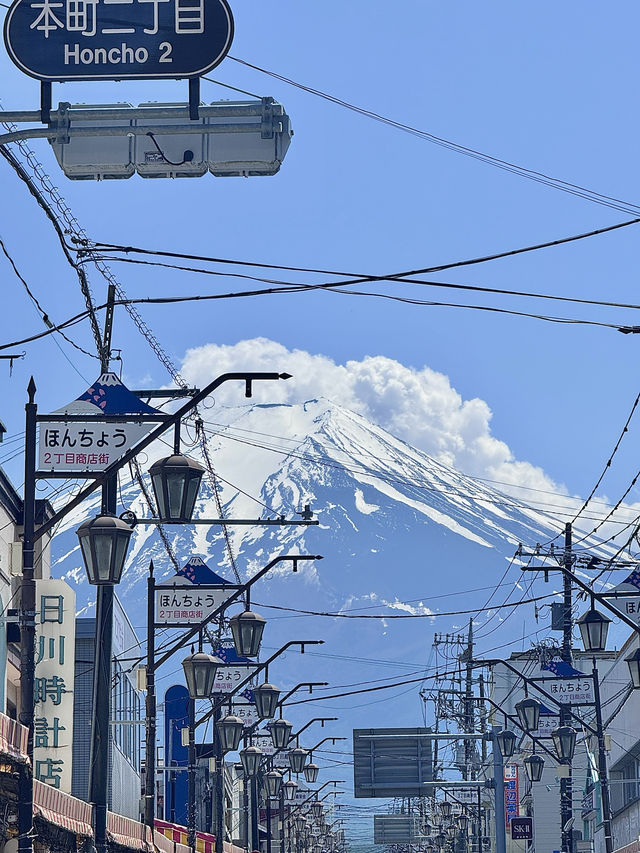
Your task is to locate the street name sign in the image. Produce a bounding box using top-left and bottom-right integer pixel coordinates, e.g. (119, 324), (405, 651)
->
(37, 372), (162, 475)
(4, 0), (233, 80)
(155, 583), (238, 626)
(605, 571), (640, 624)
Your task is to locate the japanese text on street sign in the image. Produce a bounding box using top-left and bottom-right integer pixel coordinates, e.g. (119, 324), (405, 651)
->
(34, 579), (75, 793)
(4, 0), (233, 80)
(38, 422), (152, 473)
(504, 764), (519, 827)
(154, 584), (238, 626)
(211, 663), (259, 694)
(545, 678), (594, 704)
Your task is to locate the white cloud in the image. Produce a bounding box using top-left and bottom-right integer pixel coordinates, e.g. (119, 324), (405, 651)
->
(180, 337), (563, 500)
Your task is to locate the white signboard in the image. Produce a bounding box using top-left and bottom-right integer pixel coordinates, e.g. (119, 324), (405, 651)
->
(533, 716), (559, 738)
(253, 734), (276, 756)
(544, 678), (595, 705)
(451, 790), (478, 804)
(273, 750), (290, 769)
(155, 584), (237, 626)
(232, 701), (260, 726)
(37, 372), (161, 474)
(211, 664), (259, 694)
(34, 579), (75, 793)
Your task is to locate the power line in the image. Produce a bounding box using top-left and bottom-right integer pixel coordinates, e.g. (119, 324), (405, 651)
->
(227, 57), (640, 216)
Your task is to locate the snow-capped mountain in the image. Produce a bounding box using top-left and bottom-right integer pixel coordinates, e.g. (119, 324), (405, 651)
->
(52, 397), (577, 712)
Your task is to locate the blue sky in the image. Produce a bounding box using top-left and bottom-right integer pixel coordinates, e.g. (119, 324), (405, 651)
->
(1, 1), (640, 516)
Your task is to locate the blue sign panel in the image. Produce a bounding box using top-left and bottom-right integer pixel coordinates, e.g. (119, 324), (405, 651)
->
(164, 684), (189, 827)
(3, 0), (233, 80)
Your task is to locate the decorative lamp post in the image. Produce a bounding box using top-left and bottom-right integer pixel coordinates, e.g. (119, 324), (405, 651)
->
(289, 747), (309, 774)
(182, 651), (222, 699)
(218, 715), (245, 752)
(76, 514), (133, 584)
(264, 770), (283, 798)
(515, 697), (541, 732)
(253, 682), (281, 719)
(229, 608), (267, 658)
(149, 454), (204, 521)
(283, 779), (298, 801)
(524, 753), (545, 782)
(496, 729), (517, 758)
(552, 725), (577, 762)
(304, 762), (320, 783)
(625, 648), (640, 688)
(269, 718), (293, 750)
(240, 745), (263, 777)
(577, 607), (612, 653)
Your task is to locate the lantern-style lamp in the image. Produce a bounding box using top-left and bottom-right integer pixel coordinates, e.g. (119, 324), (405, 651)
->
(295, 816), (306, 832)
(311, 801), (324, 819)
(625, 647), (640, 688)
(239, 745), (263, 777)
(289, 747), (309, 774)
(149, 454), (204, 521)
(496, 729), (517, 758)
(577, 607), (612, 653)
(456, 814), (469, 832)
(264, 770), (283, 798)
(304, 762), (320, 783)
(283, 779), (298, 801)
(269, 719), (293, 750)
(253, 682), (280, 719)
(182, 651), (222, 699)
(515, 697), (541, 732)
(524, 753), (545, 782)
(218, 715), (245, 753)
(229, 609), (267, 658)
(439, 801), (452, 819)
(552, 725), (577, 762)
(77, 514), (133, 585)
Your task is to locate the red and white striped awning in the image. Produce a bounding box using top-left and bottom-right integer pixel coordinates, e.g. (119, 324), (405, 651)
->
(33, 779), (93, 837)
(107, 811), (155, 851)
(613, 842), (640, 853)
(0, 712), (28, 764)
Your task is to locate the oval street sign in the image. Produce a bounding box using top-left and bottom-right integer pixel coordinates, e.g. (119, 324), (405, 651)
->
(3, 0), (233, 80)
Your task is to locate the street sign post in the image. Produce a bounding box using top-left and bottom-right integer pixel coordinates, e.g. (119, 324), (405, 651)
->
(3, 0), (233, 80)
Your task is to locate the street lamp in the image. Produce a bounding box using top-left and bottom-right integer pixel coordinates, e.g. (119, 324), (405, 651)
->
(552, 725), (577, 762)
(269, 718), (293, 750)
(149, 453), (204, 521)
(577, 607), (612, 653)
(496, 728), (517, 758)
(515, 697), (541, 732)
(182, 651), (222, 699)
(456, 814), (469, 832)
(283, 779), (298, 801)
(218, 714), (245, 752)
(289, 747), (309, 774)
(311, 801), (324, 819)
(264, 770), (283, 798)
(240, 745), (263, 777)
(304, 762), (320, 783)
(76, 513), (133, 584)
(229, 608), (267, 658)
(253, 682), (281, 719)
(524, 753), (545, 782)
(295, 815), (306, 832)
(439, 801), (452, 819)
(625, 648), (640, 688)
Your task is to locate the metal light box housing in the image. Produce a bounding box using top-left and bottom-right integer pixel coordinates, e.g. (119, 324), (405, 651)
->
(353, 728), (434, 798)
(49, 102), (135, 180)
(48, 99), (293, 180)
(373, 815), (423, 845)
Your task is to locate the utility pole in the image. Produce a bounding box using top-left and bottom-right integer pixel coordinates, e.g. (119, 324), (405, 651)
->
(464, 620), (475, 781)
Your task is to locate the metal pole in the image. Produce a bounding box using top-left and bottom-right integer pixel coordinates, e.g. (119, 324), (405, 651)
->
(214, 707), (224, 853)
(279, 786), (285, 853)
(251, 776), (259, 853)
(89, 478), (117, 853)
(592, 659), (614, 853)
(491, 727), (506, 853)
(266, 793), (273, 853)
(144, 562), (156, 830)
(477, 785), (482, 853)
(18, 378), (37, 853)
(560, 522), (574, 853)
(188, 697), (196, 853)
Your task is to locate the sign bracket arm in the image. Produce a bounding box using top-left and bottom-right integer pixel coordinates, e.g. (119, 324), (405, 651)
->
(189, 78), (200, 121)
(40, 82), (52, 125)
